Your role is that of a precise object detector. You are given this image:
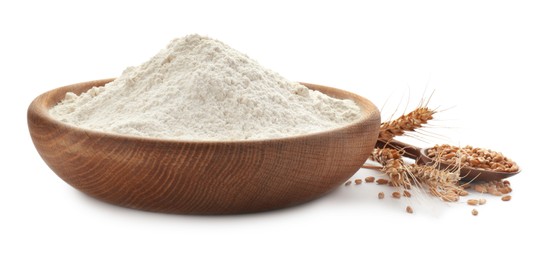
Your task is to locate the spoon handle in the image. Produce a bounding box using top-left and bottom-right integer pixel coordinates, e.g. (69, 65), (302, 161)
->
(375, 139), (422, 160)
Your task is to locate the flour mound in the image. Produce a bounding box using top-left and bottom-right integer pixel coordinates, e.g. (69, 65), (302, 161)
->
(50, 35), (362, 141)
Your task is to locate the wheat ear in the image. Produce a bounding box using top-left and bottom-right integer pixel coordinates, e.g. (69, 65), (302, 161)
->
(379, 107), (435, 141)
(372, 147), (467, 202)
(409, 164), (464, 202)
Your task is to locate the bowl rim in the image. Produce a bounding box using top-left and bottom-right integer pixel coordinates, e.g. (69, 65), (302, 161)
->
(29, 78), (380, 145)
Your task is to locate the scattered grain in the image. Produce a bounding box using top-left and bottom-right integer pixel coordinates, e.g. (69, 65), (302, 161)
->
(474, 184), (486, 193)
(378, 192), (385, 199)
(354, 179), (363, 185)
(478, 199), (486, 205)
(344, 181), (351, 186)
(501, 195), (512, 201)
(467, 199), (478, 206)
(499, 187), (510, 194)
(403, 190), (411, 198)
(472, 209), (478, 216)
(406, 206), (413, 214)
(392, 192), (401, 199)
(364, 176), (375, 183)
(376, 179), (389, 185)
(491, 191), (502, 196)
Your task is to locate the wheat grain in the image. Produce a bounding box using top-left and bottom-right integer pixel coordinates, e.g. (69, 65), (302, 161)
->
(376, 179), (390, 185)
(467, 199), (479, 206)
(365, 176), (375, 183)
(469, 180), (513, 196)
(458, 187), (468, 196)
(474, 184), (486, 193)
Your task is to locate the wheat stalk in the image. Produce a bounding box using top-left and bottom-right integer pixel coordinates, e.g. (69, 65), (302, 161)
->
(378, 107), (436, 141)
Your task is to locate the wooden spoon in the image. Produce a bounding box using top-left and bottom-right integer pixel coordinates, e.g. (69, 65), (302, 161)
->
(376, 140), (520, 182)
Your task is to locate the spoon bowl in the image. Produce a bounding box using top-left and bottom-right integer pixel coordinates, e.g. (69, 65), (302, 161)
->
(417, 147), (520, 182)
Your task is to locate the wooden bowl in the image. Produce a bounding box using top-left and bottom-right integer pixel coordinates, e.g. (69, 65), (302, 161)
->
(28, 79), (381, 214)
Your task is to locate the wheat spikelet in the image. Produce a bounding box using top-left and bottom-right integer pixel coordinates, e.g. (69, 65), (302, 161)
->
(371, 147), (402, 163)
(379, 107), (436, 141)
(371, 148), (412, 188)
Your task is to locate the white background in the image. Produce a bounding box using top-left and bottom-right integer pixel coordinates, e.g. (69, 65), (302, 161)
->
(1, 0), (542, 259)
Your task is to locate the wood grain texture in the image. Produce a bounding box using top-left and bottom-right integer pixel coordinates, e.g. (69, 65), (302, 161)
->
(27, 79), (381, 214)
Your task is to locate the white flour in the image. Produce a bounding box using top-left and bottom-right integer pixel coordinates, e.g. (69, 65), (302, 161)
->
(49, 35), (362, 141)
